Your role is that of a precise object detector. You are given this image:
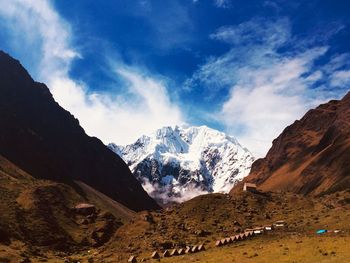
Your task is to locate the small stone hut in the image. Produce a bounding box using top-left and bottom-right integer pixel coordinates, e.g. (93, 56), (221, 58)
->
(74, 203), (96, 215)
(243, 183), (257, 192)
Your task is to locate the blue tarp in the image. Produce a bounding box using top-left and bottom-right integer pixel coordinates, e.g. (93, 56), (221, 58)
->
(316, 229), (327, 234)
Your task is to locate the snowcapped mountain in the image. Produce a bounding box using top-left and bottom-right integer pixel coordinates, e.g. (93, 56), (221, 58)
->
(108, 125), (254, 204)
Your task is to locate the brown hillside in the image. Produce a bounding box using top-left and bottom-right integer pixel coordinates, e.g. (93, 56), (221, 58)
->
(2, 156), (350, 262)
(75, 190), (350, 262)
(0, 50), (159, 211)
(231, 91), (350, 195)
(0, 155), (124, 252)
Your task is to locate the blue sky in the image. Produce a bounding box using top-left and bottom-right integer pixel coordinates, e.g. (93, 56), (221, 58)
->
(0, 0), (349, 157)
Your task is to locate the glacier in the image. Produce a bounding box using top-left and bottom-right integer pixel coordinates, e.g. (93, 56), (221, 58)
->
(108, 125), (254, 204)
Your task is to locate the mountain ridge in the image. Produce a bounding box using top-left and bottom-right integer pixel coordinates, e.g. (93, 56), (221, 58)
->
(109, 125), (254, 203)
(231, 91), (350, 196)
(0, 50), (159, 211)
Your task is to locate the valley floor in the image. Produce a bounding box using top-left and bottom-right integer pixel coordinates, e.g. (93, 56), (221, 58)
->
(2, 233), (349, 262)
(1, 189), (350, 262)
(160, 234), (350, 263)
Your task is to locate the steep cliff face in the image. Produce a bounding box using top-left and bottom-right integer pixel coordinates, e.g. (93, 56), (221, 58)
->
(231, 92), (350, 196)
(0, 51), (159, 211)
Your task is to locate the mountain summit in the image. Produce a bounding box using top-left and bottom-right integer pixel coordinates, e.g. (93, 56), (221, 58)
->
(231, 91), (350, 196)
(109, 125), (254, 203)
(0, 50), (158, 211)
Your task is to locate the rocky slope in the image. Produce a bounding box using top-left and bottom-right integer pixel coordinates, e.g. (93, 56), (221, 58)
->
(109, 126), (254, 203)
(231, 91), (350, 196)
(0, 50), (158, 211)
(0, 153), (139, 262)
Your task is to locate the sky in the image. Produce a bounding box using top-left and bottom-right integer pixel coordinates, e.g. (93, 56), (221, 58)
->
(0, 0), (349, 157)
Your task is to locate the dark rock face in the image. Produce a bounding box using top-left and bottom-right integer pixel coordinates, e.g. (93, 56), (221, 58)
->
(133, 158), (210, 190)
(0, 51), (159, 211)
(231, 91), (350, 196)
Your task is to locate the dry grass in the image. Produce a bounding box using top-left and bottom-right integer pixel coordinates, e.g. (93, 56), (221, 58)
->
(159, 234), (350, 263)
(82, 190), (350, 262)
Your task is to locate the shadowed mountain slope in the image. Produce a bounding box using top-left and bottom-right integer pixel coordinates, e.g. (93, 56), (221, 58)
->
(231, 91), (350, 195)
(0, 50), (159, 211)
(0, 153), (138, 259)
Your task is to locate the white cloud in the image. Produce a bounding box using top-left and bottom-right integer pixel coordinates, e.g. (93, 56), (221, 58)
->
(305, 70), (323, 82)
(189, 17), (348, 157)
(141, 178), (208, 204)
(325, 54), (350, 73)
(220, 48), (328, 157)
(210, 18), (290, 47)
(187, 18), (291, 90)
(0, 0), (79, 77)
(0, 0), (184, 145)
(330, 70), (350, 87)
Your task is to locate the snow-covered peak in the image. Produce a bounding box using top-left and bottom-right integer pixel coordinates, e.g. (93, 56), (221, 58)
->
(108, 125), (254, 204)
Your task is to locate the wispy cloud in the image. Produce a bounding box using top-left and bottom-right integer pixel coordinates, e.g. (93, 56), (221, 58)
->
(214, 0), (231, 8)
(0, 0), (79, 78)
(220, 47), (329, 157)
(187, 17), (349, 157)
(192, 0), (231, 8)
(0, 0), (184, 145)
(186, 18), (291, 90)
(330, 70), (350, 87)
(210, 18), (290, 47)
(125, 0), (194, 50)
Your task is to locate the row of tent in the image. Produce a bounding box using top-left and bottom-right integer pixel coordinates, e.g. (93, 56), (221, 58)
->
(128, 244), (206, 262)
(151, 244), (206, 259)
(215, 221), (286, 248)
(215, 231), (255, 247)
(128, 221), (285, 262)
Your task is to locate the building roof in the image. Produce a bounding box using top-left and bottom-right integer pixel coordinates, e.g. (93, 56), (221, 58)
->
(275, 220), (285, 224)
(74, 203), (95, 209)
